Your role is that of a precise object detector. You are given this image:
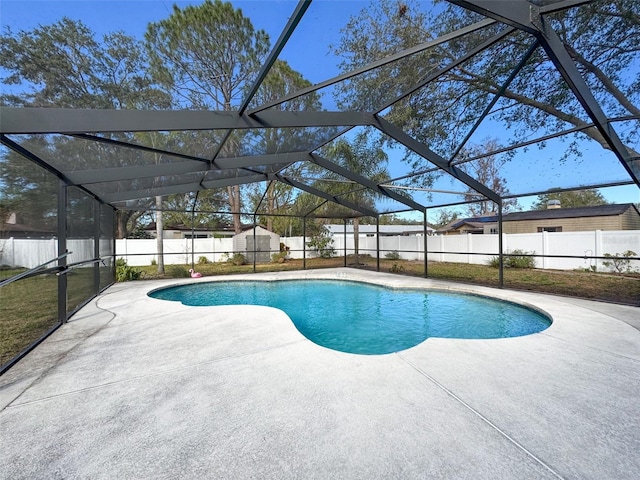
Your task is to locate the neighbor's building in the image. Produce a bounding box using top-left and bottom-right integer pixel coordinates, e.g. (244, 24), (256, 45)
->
(324, 224), (435, 237)
(437, 203), (640, 235)
(501, 203), (640, 233)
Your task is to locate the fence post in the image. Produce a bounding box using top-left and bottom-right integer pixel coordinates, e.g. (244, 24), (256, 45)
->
(467, 234), (472, 264)
(542, 231), (549, 269)
(595, 230), (602, 272)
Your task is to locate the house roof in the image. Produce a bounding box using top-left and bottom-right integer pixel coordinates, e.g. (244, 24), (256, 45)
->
(437, 204), (638, 233)
(324, 224), (434, 235)
(456, 221), (488, 229)
(440, 215), (498, 232)
(503, 203), (638, 221)
(143, 222), (234, 232)
(2, 222), (55, 235)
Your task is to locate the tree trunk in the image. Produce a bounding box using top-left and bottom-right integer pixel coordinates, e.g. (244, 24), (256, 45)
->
(116, 212), (127, 239)
(155, 196), (164, 274)
(227, 185), (242, 234)
(266, 185), (274, 232)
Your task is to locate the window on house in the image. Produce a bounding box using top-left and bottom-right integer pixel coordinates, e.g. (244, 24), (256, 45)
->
(537, 226), (562, 232)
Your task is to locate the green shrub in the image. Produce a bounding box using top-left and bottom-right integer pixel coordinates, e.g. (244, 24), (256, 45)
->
(167, 265), (189, 278)
(150, 258), (157, 266)
(116, 258), (141, 282)
(271, 252), (287, 263)
(228, 253), (246, 266)
(306, 225), (336, 259)
(507, 249), (536, 268)
(487, 250), (536, 269)
(390, 263), (405, 273)
(385, 251), (401, 260)
(602, 250), (638, 274)
(198, 256), (210, 265)
(487, 256), (500, 268)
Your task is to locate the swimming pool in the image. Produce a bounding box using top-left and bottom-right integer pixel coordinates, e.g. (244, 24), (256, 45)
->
(149, 280), (551, 354)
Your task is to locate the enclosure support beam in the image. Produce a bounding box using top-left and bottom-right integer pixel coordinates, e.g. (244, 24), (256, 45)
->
(277, 175), (379, 218)
(250, 18), (496, 114)
(534, 17), (639, 186)
(450, 0), (639, 186)
(111, 206), (116, 286)
(447, 39), (540, 166)
(94, 200), (101, 296)
(343, 220), (347, 267)
(239, 0), (310, 114)
(310, 154), (426, 211)
(190, 191), (199, 270)
(71, 133), (210, 164)
(302, 217), (307, 270)
(376, 218), (380, 273)
(448, 0), (539, 34)
(372, 116), (500, 204)
(423, 210), (429, 279)
(102, 174), (267, 203)
(498, 202), (504, 288)
(67, 161), (210, 186)
(252, 215), (257, 273)
(101, 183), (205, 203)
(58, 181), (68, 324)
(0, 108), (377, 134)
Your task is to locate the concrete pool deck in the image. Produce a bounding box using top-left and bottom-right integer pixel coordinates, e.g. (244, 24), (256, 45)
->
(1, 268), (639, 479)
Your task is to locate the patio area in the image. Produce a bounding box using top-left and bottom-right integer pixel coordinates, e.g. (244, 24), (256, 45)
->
(1, 268), (639, 479)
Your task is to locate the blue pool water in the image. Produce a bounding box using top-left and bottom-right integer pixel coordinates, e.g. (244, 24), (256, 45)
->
(149, 280), (551, 355)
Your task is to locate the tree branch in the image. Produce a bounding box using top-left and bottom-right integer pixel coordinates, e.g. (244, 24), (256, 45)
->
(564, 43), (640, 117)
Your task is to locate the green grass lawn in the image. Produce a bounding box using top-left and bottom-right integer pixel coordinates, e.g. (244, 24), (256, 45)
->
(3, 257), (638, 369)
(1, 272), (59, 367)
(1, 267), (97, 368)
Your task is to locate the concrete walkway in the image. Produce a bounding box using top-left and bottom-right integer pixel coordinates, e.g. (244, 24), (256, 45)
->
(1, 268), (639, 479)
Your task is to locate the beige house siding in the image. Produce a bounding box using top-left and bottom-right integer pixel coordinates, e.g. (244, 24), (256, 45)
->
(436, 205), (640, 235)
(503, 215), (623, 234)
(621, 209), (640, 230)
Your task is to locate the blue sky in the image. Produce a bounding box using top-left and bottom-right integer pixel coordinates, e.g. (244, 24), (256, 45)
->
(1, 0), (638, 218)
(0, 0), (367, 82)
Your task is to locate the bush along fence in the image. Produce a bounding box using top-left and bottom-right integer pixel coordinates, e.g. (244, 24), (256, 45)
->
(1, 230), (638, 273)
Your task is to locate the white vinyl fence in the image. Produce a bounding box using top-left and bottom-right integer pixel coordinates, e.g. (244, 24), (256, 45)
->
(2, 230), (639, 272)
(294, 230), (639, 272)
(115, 237), (237, 266)
(0, 238), (98, 269)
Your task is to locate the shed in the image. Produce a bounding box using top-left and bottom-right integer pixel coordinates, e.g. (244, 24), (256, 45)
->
(232, 226), (280, 263)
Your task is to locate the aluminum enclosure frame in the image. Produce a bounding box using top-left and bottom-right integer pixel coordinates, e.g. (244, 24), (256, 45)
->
(0, 0), (638, 222)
